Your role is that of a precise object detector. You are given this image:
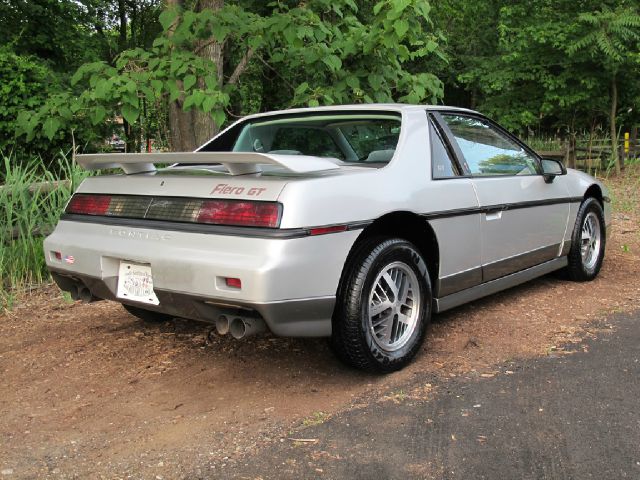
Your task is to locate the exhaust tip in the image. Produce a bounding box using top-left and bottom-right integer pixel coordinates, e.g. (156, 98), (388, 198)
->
(229, 317), (247, 339)
(215, 315), (230, 335)
(77, 287), (93, 303)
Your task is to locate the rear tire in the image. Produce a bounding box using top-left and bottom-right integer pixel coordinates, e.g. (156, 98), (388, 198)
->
(331, 237), (432, 373)
(565, 197), (606, 281)
(122, 304), (174, 323)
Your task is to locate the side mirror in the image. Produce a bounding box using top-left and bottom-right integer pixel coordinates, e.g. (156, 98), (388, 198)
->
(541, 158), (567, 183)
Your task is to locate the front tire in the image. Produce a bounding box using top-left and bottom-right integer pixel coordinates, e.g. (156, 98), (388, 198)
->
(565, 197), (606, 281)
(331, 237), (432, 373)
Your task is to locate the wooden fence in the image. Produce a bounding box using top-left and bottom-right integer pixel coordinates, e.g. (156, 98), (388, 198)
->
(537, 134), (640, 171)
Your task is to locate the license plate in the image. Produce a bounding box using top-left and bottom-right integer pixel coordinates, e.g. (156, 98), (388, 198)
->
(116, 262), (160, 305)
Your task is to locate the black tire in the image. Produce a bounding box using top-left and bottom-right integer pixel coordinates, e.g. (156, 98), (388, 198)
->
(565, 197), (606, 281)
(331, 237), (432, 373)
(122, 303), (174, 323)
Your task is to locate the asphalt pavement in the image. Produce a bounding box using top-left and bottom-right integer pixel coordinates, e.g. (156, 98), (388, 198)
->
(220, 310), (640, 480)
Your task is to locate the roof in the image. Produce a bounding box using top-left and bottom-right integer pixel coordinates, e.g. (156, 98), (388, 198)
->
(243, 104), (479, 120)
(196, 103), (482, 152)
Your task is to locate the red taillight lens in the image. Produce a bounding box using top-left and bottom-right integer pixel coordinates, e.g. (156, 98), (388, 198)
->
(66, 194), (112, 215)
(197, 201), (281, 228)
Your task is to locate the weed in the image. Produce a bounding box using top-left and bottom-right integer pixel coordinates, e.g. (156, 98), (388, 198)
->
(0, 151), (87, 305)
(302, 411), (328, 427)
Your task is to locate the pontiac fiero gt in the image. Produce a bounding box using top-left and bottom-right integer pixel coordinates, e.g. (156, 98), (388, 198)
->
(44, 105), (609, 372)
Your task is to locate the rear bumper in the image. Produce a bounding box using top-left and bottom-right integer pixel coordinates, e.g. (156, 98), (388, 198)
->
(44, 220), (360, 337)
(50, 270), (335, 336)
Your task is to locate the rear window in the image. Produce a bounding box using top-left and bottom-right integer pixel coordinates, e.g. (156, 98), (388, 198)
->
(200, 112), (402, 165)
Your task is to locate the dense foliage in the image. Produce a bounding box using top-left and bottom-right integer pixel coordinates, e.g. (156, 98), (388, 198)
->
(1, 0), (639, 167)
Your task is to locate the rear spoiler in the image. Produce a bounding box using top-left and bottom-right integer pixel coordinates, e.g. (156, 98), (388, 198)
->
(75, 152), (341, 175)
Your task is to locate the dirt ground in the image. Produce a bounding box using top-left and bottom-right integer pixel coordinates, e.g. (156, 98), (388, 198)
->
(1, 175), (639, 479)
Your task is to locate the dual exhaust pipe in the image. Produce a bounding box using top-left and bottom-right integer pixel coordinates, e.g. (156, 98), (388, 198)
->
(215, 314), (266, 339)
(69, 285), (97, 303)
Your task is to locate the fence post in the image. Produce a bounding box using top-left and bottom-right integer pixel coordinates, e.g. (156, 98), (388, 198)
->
(564, 136), (577, 169)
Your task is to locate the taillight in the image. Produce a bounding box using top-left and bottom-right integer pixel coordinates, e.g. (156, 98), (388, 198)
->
(197, 200), (281, 228)
(66, 194), (112, 215)
(65, 193), (282, 229)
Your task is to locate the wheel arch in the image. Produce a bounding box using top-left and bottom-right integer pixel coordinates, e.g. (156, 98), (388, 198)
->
(584, 184), (604, 206)
(338, 211), (440, 296)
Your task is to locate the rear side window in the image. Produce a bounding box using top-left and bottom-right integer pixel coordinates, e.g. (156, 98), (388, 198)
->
(430, 121), (458, 178)
(338, 121), (400, 162)
(270, 127), (344, 159)
(441, 114), (538, 176)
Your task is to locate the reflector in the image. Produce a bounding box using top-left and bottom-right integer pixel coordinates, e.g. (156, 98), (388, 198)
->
(225, 277), (242, 289)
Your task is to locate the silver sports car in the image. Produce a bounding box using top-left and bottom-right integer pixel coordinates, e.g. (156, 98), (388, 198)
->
(44, 105), (610, 372)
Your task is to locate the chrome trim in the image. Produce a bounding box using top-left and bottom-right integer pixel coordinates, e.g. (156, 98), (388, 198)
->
(434, 257), (568, 313)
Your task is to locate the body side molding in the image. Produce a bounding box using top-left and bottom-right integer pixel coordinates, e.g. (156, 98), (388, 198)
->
(434, 257), (568, 313)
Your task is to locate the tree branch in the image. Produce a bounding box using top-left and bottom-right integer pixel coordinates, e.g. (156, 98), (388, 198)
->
(227, 48), (255, 85)
(255, 54), (295, 92)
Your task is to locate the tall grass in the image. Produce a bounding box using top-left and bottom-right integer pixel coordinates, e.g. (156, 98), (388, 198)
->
(1, 152), (87, 306)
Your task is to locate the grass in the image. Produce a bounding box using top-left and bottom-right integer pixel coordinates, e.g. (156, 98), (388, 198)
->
(301, 411), (328, 427)
(523, 136), (564, 152)
(1, 152), (87, 307)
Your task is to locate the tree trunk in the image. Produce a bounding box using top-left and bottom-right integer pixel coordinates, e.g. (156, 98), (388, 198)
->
(117, 0), (127, 52)
(117, 0), (136, 152)
(167, 0), (224, 151)
(166, 0), (193, 151)
(610, 74), (620, 174)
(191, 0), (224, 147)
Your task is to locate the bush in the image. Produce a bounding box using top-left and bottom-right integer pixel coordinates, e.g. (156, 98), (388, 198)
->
(0, 47), (69, 165)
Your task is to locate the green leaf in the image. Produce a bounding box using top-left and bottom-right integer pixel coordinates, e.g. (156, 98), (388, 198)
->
(159, 8), (179, 31)
(121, 103), (139, 124)
(151, 79), (163, 93)
(345, 76), (360, 89)
(183, 90), (205, 110)
(294, 82), (310, 95)
(57, 105), (72, 121)
(91, 105), (106, 125)
(95, 79), (110, 100)
(43, 117), (61, 140)
(168, 82), (181, 102)
(212, 109), (225, 128)
(394, 19), (409, 38)
(183, 74), (197, 92)
(70, 69), (84, 86)
(322, 55), (342, 72)
(202, 95), (217, 113)
(373, 2), (385, 15)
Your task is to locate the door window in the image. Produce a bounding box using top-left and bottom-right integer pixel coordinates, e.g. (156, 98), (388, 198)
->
(441, 114), (538, 176)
